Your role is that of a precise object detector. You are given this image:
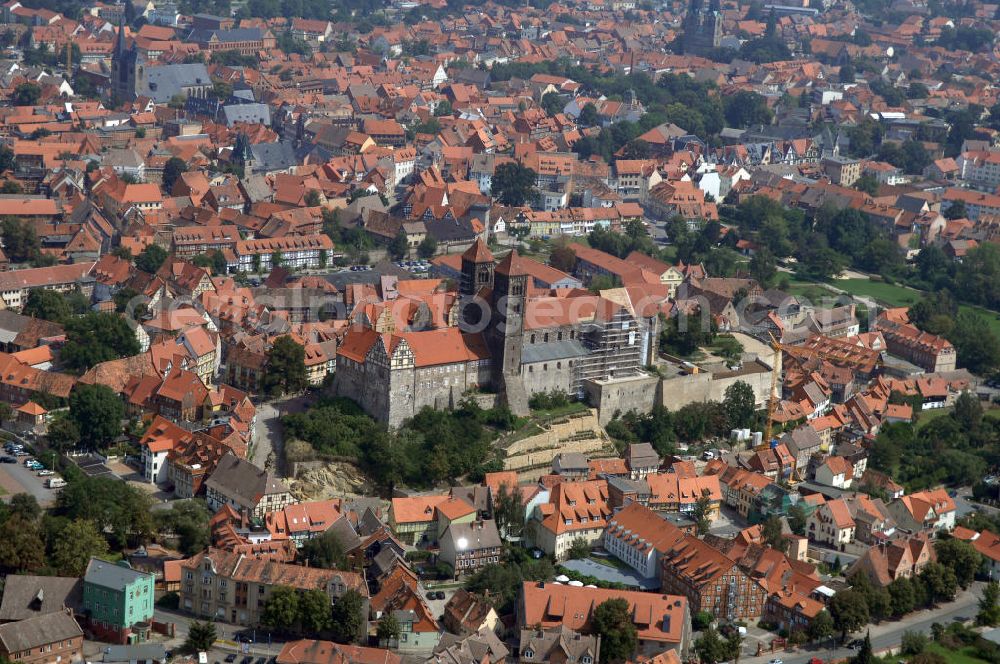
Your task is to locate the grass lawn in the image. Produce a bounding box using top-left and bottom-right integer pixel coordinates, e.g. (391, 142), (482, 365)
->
(794, 276), (1000, 339)
(960, 304), (1000, 340)
(833, 279), (921, 307)
(586, 555), (631, 571)
(926, 643), (990, 664)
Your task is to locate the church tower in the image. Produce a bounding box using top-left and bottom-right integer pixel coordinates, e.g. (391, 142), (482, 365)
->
(460, 238), (494, 296)
(233, 132), (254, 176)
(488, 250), (527, 378)
(110, 14), (139, 103)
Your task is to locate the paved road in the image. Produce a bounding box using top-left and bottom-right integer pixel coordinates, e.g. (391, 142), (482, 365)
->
(739, 582), (983, 664)
(251, 402), (281, 472)
(251, 395), (317, 476)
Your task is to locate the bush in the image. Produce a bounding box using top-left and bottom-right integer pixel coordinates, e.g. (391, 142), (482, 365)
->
(529, 390), (573, 411)
(902, 630), (929, 655)
(693, 611), (714, 631)
(284, 438), (316, 463)
(156, 592), (180, 609)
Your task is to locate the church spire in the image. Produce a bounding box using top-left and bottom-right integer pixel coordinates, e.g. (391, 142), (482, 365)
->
(114, 12), (127, 58)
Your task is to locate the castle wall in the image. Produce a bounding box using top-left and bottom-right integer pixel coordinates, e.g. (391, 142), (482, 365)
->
(583, 373), (661, 425)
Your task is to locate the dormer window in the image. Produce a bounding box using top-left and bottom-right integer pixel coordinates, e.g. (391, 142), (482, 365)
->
(524, 650), (534, 659)
(582, 657), (592, 664)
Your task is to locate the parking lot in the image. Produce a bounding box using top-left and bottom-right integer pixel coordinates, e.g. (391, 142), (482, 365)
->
(0, 455), (59, 506)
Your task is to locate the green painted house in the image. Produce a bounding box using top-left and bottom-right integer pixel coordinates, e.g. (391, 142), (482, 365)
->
(83, 558), (155, 644)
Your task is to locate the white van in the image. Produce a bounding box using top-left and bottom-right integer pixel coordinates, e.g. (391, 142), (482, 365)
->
(46, 477), (66, 489)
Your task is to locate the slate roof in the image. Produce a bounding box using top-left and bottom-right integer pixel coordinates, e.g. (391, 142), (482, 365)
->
(222, 103), (271, 127)
(0, 575), (83, 622)
(0, 610), (82, 653)
(250, 142), (298, 174)
(84, 559), (152, 591)
(140, 63), (211, 103)
(205, 452), (290, 509)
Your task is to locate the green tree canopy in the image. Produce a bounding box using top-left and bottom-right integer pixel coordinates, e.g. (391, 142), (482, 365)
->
(183, 620), (217, 653)
(69, 384), (124, 449)
(592, 598), (638, 663)
(50, 519), (109, 576)
(22, 289), (71, 324)
(491, 162), (538, 206)
(61, 312), (140, 372)
(329, 589), (365, 644)
(162, 157), (188, 193)
(263, 336), (307, 397)
(135, 244), (168, 274)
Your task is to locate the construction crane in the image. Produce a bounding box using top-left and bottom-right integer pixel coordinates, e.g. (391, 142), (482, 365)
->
(758, 331), (783, 451)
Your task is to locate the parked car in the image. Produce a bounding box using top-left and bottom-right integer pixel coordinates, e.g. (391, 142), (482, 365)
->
(435, 591), (445, 600)
(46, 478), (66, 489)
(0, 456), (14, 463)
(225, 655), (236, 662)
(37, 469), (54, 477)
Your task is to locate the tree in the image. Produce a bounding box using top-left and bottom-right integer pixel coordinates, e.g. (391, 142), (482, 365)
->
(376, 613), (400, 647)
(723, 91), (773, 128)
(578, 102), (600, 127)
(494, 483), (525, 538)
(920, 562), (958, 605)
(0, 402), (11, 423)
(592, 598), (638, 663)
(787, 503), (807, 535)
(417, 235), (438, 259)
(183, 620), (217, 653)
(549, 241), (577, 273)
(979, 580), (1000, 626)
(567, 538), (590, 560)
(162, 157), (188, 193)
(839, 62), (856, 83)
(389, 230), (408, 260)
(854, 174), (880, 196)
(850, 632), (874, 664)
(808, 609), (834, 643)
(433, 100), (453, 117)
(56, 476), (152, 549)
(299, 588), (332, 634)
(749, 247), (776, 288)
(692, 610), (714, 631)
(692, 496), (713, 536)
(901, 630), (929, 655)
(69, 384), (124, 449)
(724, 380), (754, 429)
(12, 82), (41, 106)
(888, 577), (916, 617)
(304, 189), (321, 207)
(153, 500), (210, 555)
(694, 627), (728, 664)
(540, 90), (564, 117)
(935, 537), (981, 589)
(261, 585), (300, 633)
(798, 243), (846, 281)
(135, 244), (168, 273)
(0, 217), (40, 263)
(329, 589), (365, 644)
(829, 589), (869, 639)
(491, 162), (538, 206)
(0, 515), (45, 573)
(22, 289), (71, 324)
(945, 200), (967, 220)
(51, 519), (109, 576)
(300, 531), (347, 569)
(263, 336), (307, 397)
(762, 516), (785, 550)
(10, 494), (39, 521)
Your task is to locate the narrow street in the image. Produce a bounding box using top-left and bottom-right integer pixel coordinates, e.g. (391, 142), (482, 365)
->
(738, 582), (983, 664)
